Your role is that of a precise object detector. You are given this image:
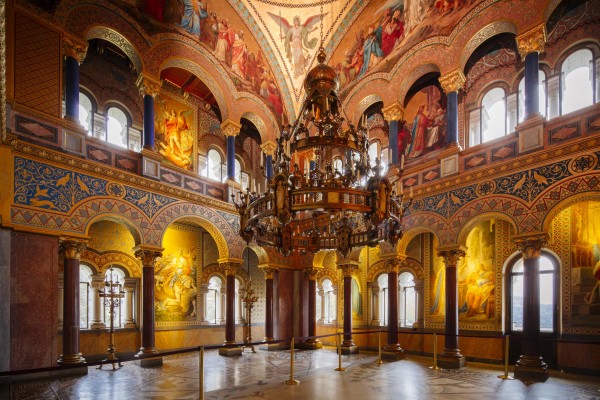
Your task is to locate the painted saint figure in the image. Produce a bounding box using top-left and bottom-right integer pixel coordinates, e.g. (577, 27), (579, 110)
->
(178, 0), (208, 36)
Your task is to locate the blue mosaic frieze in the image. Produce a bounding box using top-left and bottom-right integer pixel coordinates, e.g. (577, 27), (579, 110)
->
(420, 184), (478, 218)
(494, 160), (571, 202)
(123, 186), (178, 219)
(216, 209), (240, 233)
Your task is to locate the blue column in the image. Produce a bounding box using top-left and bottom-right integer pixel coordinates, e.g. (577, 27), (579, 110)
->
(524, 52), (540, 119)
(446, 91), (458, 146)
(65, 56), (80, 121)
(227, 135), (236, 180)
(389, 120), (398, 165)
(309, 160), (316, 171)
(266, 155), (273, 178)
(143, 94), (155, 149)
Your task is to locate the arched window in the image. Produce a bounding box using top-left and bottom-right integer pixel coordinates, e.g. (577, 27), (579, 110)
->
(78, 92), (94, 134)
(205, 149), (223, 182)
(235, 158), (242, 183)
(508, 254), (557, 333)
(106, 106), (129, 149)
(377, 273), (388, 326)
(79, 264), (94, 329)
(561, 49), (594, 115)
(368, 141), (379, 168)
(481, 87), (506, 143)
(206, 276), (223, 324)
(518, 70), (547, 123)
(102, 267), (127, 328)
(321, 279), (336, 324)
(399, 271), (416, 328)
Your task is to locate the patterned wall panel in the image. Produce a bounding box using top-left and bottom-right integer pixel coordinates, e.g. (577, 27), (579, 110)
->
(14, 114), (58, 144)
(549, 122), (580, 145)
(14, 13), (60, 117)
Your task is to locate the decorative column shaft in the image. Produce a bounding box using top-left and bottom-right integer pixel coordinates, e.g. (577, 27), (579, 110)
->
(516, 24), (547, 120)
(90, 275), (107, 330)
(58, 237), (88, 365)
(221, 260), (242, 345)
(437, 245), (466, 369)
(513, 233), (549, 381)
(261, 267), (276, 341)
(384, 257), (404, 356)
(62, 36), (87, 122)
(137, 74), (162, 150)
(221, 120), (241, 181)
(134, 246), (163, 357)
(123, 285), (136, 328)
(439, 70), (466, 147)
(261, 141), (277, 179)
(372, 286), (380, 325)
(338, 261), (359, 353)
(414, 278), (424, 329)
(318, 288), (325, 322)
(303, 268), (322, 348)
(382, 102), (404, 165)
(58, 275), (64, 331)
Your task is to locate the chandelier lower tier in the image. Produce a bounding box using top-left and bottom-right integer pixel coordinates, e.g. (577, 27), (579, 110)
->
(234, 48), (410, 256)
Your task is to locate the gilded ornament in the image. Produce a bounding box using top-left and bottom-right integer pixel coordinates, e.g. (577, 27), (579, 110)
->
(516, 24), (547, 60)
(59, 237), (88, 260)
(260, 140), (278, 157)
(513, 233), (548, 259)
(337, 263), (358, 277)
(221, 261), (242, 276)
(437, 244), (466, 267)
(439, 70), (466, 94)
(0, 0), (6, 143)
(136, 73), (162, 98)
(260, 267), (277, 279)
(220, 120), (242, 137)
(134, 247), (163, 266)
(62, 34), (88, 64)
(381, 102), (405, 122)
(305, 267), (320, 280)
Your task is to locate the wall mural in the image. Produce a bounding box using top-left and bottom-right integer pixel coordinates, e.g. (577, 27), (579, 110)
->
(403, 84), (447, 160)
(155, 94), (196, 170)
(430, 234), (446, 317)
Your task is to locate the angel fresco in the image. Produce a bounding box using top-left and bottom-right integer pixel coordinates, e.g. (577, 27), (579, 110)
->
(156, 108), (194, 170)
(268, 12), (328, 79)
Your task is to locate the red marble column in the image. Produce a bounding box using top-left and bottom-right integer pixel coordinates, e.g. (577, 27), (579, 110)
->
(437, 245), (466, 369)
(384, 257), (404, 357)
(219, 260), (242, 356)
(514, 233), (549, 381)
(303, 268), (322, 349)
(261, 267), (276, 341)
(58, 238), (87, 365)
(134, 246), (163, 357)
(338, 262), (358, 353)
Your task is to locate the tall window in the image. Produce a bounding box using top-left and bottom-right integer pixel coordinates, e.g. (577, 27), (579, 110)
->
(509, 254), (556, 332)
(78, 92), (94, 134)
(561, 49), (594, 115)
(106, 106), (129, 149)
(205, 149), (223, 182)
(206, 276), (222, 324)
(322, 279), (336, 323)
(79, 264), (94, 329)
(377, 274), (388, 325)
(102, 267), (126, 328)
(518, 70), (547, 123)
(235, 158), (242, 183)
(481, 87), (506, 143)
(399, 272), (416, 328)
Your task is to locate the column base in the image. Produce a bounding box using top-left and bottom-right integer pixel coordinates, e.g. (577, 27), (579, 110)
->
(57, 353), (86, 365)
(341, 344), (359, 355)
(382, 344), (405, 361)
(123, 322), (136, 329)
(258, 343), (280, 351)
(136, 347), (162, 368)
(300, 339), (323, 350)
(89, 322), (106, 330)
(438, 349), (466, 369)
(219, 346), (242, 357)
(514, 355), (549, 382)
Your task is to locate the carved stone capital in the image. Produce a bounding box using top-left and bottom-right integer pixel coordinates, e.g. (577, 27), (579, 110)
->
(62, 34), (88, 64)
(439, 69), (466, 94)
(220, 259), (243, 276)
(337, 262), (359, 277)
(385, 254), (406, 273)
(260, 266), (278, 280)
(516, 23), (547, 60)
(59, 237), (88, 260)
(260, 140), (278, 157)
(305, 267), (321, 280)
(381, 101), (404, 122)
(221, 119), (242, 137)
(437, 244), (466, 267)
(136, 73), (162, 98)
(134, 245), (163, 266)
(513, 232), (548, 259)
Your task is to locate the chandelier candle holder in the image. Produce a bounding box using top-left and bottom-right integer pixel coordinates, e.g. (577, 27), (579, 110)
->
(234, 47), (411, 256)
(98, 265), (125, 370)
(242, 279), (259, 353)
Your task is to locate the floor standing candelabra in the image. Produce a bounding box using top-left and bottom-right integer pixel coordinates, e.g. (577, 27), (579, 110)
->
(98, 266), (125, 370)
(242, 280), (258, 353)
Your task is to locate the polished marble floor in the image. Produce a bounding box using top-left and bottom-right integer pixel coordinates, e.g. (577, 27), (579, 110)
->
(7, 347), (600, 400)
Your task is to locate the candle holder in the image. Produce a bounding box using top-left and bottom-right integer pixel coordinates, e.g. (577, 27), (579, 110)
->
(242, 280), (258, 353)
(97, 265), (125, 370)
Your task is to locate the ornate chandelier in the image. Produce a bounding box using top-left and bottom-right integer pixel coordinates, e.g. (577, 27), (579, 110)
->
(233, 48), (409, 256)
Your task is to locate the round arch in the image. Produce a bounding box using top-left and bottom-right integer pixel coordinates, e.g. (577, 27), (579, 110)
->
(397, 226), (440, 254)
(397, 63), (442, 107)
(456, 212), (518, 246)
(81, 208), (144, 247)
(84, 26), (144, 74)
(541, 191), (600, 233)
(353, 94), (384, 126)
(459, 21), (518, 72)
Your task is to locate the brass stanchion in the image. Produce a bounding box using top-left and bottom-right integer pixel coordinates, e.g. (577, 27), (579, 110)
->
(377, 330), (383, 365)
(199, 346), (205, 400)
(498, 335), (514, 380)
(284, 337), (300, 385)
(335, 332), (346, 372)
(428, 332), (440, 370)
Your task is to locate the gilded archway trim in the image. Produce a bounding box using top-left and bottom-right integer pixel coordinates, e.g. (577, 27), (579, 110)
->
(84, 26), (144, 74)
(459, 20), (519, 71)
(455, 212), (518, 245)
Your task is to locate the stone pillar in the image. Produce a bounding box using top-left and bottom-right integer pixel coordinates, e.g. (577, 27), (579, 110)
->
(595, 57), (600, 104)
(413, 277), (424, 329)
(136, 73), (162, 150)
(62, 35), (88, 123)
(236, 286), (245, 324)
(513, 233), (549, 382)
(134, 245), (163, 366)
(337, 261), (359, 354)
(218, 288), (226, 324)
(318, 287), (325, 322)
(547, 75), (560, 119)
(371, 284), (380, 325)
(219, 259), (243, 356)
(57, 274), (64, 331)
(58, 237), (88, 365)
(383, 257), (405, 359)
(221, 120), (241, 182)
(439, 69), (466, 148)
(90, 275), (106, 330)
(260, 140), (277, 179)
(506, 93), (518, 134)
(123, 280), (136, 328)
(516, 24), (546, 120)
(437, 245), (466, 369)
(302, 268), (323, 349)
(200, 283), (210, 324)
(382, 102), (404, 165)
(260, 267), (277, 347)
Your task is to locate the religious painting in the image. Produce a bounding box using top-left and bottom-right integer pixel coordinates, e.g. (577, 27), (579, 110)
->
(403, 85), (447, 160)
(155, 225), (199, 322)
(567, 201), (600, 327)
(154, 94), (196, 171)
(457, 220), (495, 321)
(352, 276), (363, 318)
(430, 235), (446, 317)
(331, 0), (481, 93)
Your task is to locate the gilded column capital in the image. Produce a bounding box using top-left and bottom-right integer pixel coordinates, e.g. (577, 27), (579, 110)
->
(306, 149), (317, 161)
(260, 266), (278, 279)
(381, 101), (404, 122)
(62, 34), (88, 64)
(260, 140), (277, 157)
(136, 73), (162, 98)
(437, 244), (466, 267)
(221, 119), (242, 137)
(219, 258), (243, 276)
(513, 232), (548, 259)
(133, 245), (163, 266)
(337, 261), (359, 277)
(385, 253), (406, 273)
(305, 267), (321, 280)
(439, 69), (466, 94)
(59, 237), (88, 260)
(516, 23), (547, 60)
